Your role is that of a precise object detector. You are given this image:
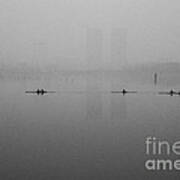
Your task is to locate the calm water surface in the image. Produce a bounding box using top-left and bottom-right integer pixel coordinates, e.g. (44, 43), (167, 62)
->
(0, 76), (180, 179)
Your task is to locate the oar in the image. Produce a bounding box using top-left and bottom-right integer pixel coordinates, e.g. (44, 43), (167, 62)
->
(111, 90), (138, 94)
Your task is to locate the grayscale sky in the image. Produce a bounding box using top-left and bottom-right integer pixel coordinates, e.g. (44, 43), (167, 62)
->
(0, 0), (180, 68)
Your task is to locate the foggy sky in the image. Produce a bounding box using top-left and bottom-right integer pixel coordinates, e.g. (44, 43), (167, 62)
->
(0, 0), (180, 68)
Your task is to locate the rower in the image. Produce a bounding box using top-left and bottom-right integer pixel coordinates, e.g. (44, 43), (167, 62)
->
(122, 89), (127, 95)
(170, 90), (174, 96)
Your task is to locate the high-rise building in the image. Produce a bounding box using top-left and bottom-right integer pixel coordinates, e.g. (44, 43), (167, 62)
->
(32, 41), (48, 70)
(86, 28), (103, 71)
(111, 28), (127, 69)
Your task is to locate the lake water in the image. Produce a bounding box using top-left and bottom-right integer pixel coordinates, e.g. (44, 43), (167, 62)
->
(0, 74), (180, 179)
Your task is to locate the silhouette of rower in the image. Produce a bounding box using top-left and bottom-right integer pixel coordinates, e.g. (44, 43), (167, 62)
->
(122, 89), (127, 95)
(37, 89), (40, 95)
(170, 90), (174, 96)
(41, 89), (44, 95)
(36, 89), (46, 95)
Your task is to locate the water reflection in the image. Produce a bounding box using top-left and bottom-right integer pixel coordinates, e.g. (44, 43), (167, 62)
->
(110, 95), (127, 122)
(0, 78), (180, 179)
(86, 73), (103, 121)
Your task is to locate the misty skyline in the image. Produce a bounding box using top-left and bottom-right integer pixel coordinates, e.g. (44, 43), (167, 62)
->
(0, 0), (180, 69)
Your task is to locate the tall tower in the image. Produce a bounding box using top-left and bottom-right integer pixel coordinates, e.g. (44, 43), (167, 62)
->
(85, 28), (103, 121)
(111, 28), (127, 70)
(86, 28), (103, 71)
